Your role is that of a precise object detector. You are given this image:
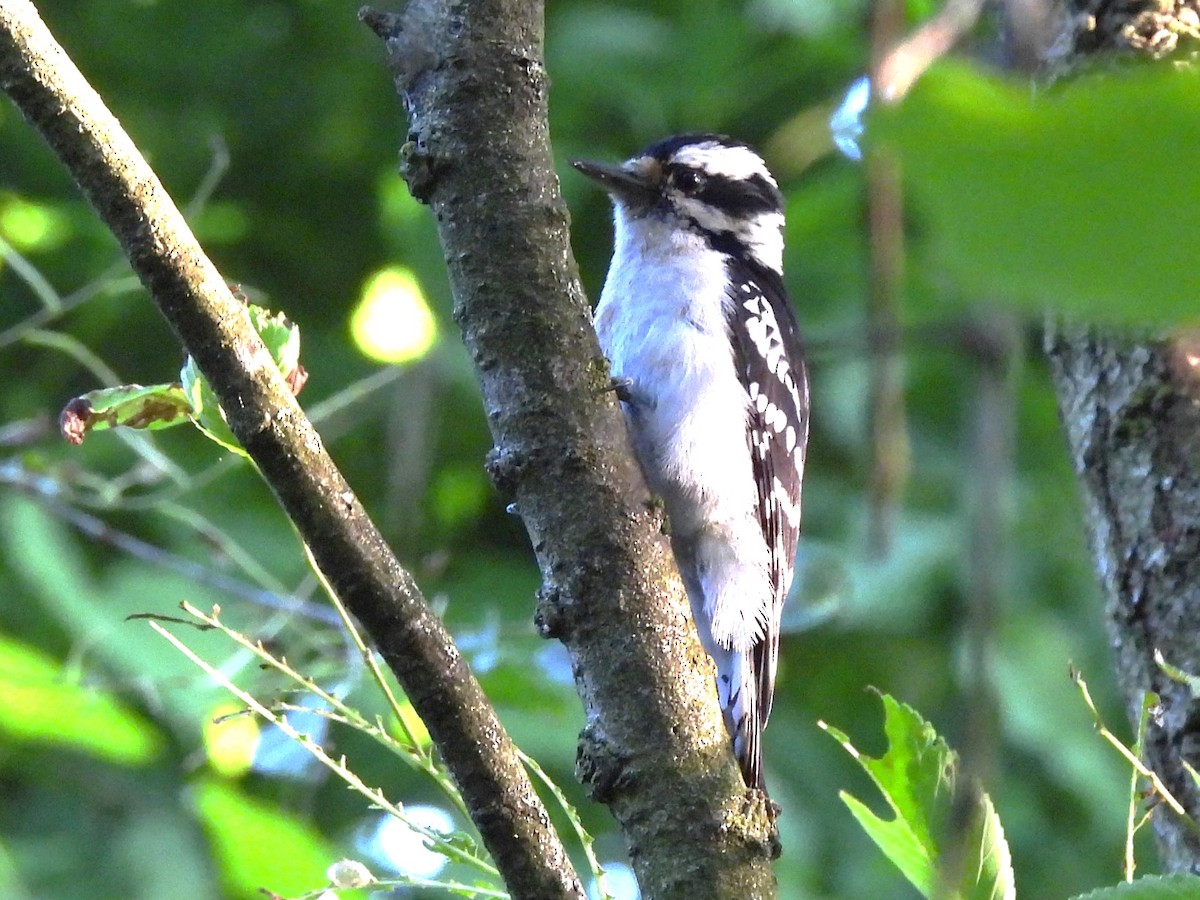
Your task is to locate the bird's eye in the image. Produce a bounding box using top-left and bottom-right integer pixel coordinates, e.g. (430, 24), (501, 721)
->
(673, 169), (705, 194)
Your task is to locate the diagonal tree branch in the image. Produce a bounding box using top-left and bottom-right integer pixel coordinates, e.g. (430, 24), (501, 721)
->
(361, 1), (779, 896)
(0, 3), (583, 897)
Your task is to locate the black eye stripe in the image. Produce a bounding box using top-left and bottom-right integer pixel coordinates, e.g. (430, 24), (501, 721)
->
(693, 172), (782, 217)
(664, 165), (782, 217)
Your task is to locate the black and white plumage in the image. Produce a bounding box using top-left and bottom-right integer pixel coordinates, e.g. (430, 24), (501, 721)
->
(573, 134), (808, 792)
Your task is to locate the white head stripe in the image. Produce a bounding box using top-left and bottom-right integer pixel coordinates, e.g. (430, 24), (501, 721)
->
(670, 143), (778, 187)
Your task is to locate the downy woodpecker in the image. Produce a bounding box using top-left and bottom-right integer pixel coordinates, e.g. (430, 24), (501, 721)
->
(573, 134), (808, 792)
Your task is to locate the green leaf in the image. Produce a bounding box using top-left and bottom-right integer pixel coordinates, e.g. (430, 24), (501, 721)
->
(179, 302), (304, 457)
(58, 302), (303, 457)
(1070, 874), (1200, 899)
(0, 632), (163, 765)
(191, 777), (336, 899)
(58, 382), (193, 444)
(879, 62), (1200, 321)
(821, 692), (1016, 900)
(178, 356), (244, 456)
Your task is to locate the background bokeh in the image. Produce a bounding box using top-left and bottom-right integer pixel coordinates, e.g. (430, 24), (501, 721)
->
(0, 0), (1159, 897)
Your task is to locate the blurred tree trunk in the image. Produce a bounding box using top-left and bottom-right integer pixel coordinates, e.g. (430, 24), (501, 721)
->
(1046, 327), (1200, 870)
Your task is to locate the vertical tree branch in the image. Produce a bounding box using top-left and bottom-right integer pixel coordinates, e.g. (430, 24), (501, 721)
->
(865, 0), (909, 554)
(0, 3), (584, 896)
(362, 0), (780, 895)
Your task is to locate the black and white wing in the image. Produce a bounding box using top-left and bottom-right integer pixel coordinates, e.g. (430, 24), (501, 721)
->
(725, 259), (809, 790)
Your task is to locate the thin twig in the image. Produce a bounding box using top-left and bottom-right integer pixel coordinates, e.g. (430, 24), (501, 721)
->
(874, 0), (988, 102)
(150, 616), (498, 878)
(0, 464), (344, 626)
(1072, 668), (1198, 828)
(300, 543), (433, 766)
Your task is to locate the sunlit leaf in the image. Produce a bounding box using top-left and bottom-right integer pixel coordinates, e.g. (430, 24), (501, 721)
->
(0, 632), (162, 765)
(57, 301), (305, 457)
(59, 382), (192, 445)
(191, 777), (335, 898)
(180, 302), (305, 457)
(821, 692), (1016, 900)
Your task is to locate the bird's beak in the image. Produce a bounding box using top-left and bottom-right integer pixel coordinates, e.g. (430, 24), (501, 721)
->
(571, 158), (657, 206)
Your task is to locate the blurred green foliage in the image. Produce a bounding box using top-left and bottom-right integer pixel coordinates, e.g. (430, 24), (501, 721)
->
(0, 0), (1181, 897)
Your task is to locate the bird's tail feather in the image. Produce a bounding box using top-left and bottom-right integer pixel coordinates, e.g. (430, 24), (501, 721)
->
(714, 645), (766, 792)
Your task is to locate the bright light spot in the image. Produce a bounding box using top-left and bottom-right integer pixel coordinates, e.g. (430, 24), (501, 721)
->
(203, 703), (260, 778)
(350, 266), (439, 364)
(830, 76), (871, 162)
(359, 806), (454, 879)
(0, 196), (70, 251)
(591, 862), (641, 900)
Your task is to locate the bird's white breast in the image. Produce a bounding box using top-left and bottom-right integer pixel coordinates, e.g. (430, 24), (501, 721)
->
(593, 210), (760, 536)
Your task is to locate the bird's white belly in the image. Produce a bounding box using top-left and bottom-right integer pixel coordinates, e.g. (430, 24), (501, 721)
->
(594, 243), (760, 536)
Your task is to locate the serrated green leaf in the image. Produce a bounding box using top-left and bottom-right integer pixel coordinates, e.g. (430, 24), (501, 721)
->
(1070, 874), (1200, 899)
(59, 382), (192, 444)
(246, 302), (302, 376)
(840, 790), (936, 894)
(975, 790), (1017, 900)
(878, 62), (1200, 322)
(822, 692), (1016, 900)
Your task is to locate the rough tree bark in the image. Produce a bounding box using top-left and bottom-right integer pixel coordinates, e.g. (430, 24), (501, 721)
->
(1040, 0), (1200, 873)
(1048, 329), (1200, 870)
(361, 1), (781, 896)
(0, 3), (584, 897)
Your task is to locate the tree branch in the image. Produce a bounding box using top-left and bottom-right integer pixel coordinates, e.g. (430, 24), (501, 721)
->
(0, 3), (584, 896)
(361, 0), (779, 895)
